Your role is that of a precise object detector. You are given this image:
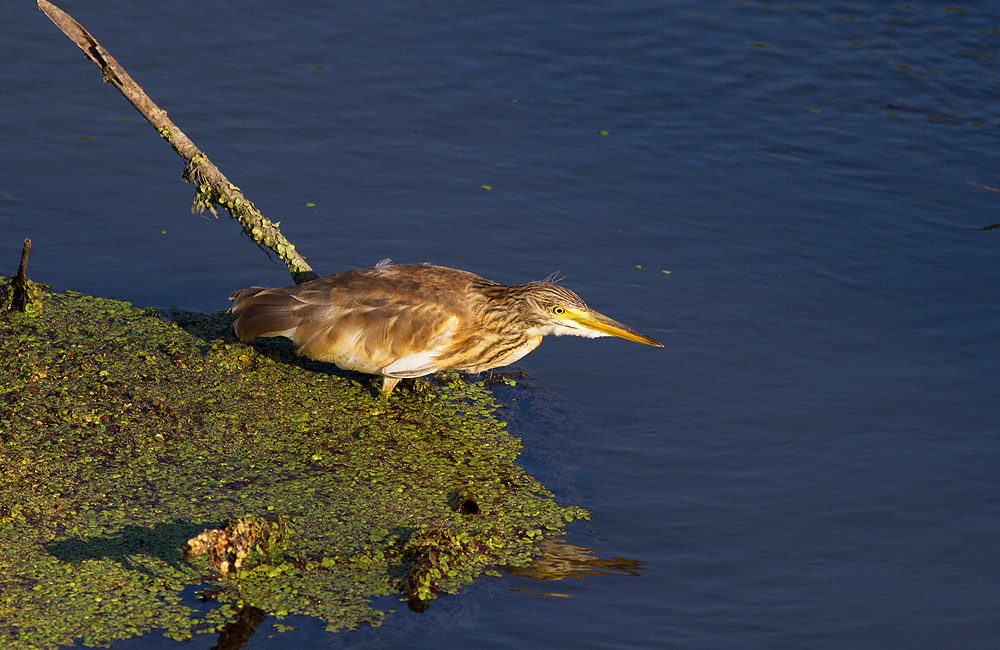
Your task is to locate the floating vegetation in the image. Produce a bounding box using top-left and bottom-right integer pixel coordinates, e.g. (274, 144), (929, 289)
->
(0, 281), (587, 649)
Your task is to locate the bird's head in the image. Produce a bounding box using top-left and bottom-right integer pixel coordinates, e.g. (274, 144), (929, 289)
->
(520, 283), (663, 346)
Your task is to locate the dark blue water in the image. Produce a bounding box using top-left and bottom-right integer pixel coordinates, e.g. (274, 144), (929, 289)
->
(3, 1), (999, 648)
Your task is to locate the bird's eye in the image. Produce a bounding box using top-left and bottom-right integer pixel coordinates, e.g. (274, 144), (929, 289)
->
(550, 305), (566, 316)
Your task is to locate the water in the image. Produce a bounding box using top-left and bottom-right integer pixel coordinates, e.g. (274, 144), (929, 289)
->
(3, 1), (999, 648)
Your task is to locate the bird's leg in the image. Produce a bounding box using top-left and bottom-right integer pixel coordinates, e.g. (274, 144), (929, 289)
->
(381, 376), (400, 396)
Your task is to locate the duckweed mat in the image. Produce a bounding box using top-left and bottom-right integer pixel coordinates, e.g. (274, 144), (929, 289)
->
(0, 280), (588, 649)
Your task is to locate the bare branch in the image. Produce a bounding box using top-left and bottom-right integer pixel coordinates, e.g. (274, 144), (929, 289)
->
(12, 239), (33, 312)
(966, 181), (1000, 194)
(37, 0), (318, 283)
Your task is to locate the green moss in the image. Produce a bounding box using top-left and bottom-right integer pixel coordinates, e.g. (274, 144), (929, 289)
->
(0, 280), (588, 648)
(0, 275), (47, 318)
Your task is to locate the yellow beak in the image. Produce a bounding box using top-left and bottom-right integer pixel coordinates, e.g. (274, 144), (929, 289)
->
(570, 309), (663, 347)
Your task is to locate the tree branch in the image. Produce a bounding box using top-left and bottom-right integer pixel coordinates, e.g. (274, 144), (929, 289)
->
(37, 0), (318, 284)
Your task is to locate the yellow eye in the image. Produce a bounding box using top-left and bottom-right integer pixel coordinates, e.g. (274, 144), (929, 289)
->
(550, 305), (566, 316)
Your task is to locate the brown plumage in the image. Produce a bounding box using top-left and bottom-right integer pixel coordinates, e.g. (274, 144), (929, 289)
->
(230, 260), (661, 394)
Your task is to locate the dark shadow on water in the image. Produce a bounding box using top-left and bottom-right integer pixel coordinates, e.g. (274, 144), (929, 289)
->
(167, 308), (393, 397)
(48, 521), (270, 650)
(46, 520), (218, 576)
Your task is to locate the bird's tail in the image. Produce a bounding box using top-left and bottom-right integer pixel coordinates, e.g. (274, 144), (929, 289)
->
(229, 287), (301, 342)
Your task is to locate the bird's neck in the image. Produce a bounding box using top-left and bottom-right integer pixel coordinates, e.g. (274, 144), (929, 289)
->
(473, 282), (550, 334)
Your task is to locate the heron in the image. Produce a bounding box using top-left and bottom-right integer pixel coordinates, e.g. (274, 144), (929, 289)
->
(229, 260), (662, 395)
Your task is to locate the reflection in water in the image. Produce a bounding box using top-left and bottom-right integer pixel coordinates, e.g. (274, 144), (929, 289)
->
(207, 605), (266, 650)
(503, 538), (644, 596)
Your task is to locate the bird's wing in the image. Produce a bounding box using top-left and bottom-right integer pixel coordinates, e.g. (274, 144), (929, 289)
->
(380, 312), (464, 378)
(289, 282), (468, 377)
(382, 348), (447, 378)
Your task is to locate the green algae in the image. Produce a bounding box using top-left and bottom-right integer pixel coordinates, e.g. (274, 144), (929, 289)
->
(0, 278), (588, 649)
(0, 274), (46, 318)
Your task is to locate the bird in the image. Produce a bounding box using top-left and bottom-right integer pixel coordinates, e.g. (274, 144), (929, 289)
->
(229, 260), (662, 395)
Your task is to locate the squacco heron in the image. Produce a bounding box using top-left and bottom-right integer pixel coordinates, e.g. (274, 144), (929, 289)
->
(230, 260), (662, 395)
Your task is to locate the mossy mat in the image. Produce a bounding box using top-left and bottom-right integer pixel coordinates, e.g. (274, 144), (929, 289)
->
(0, 279), (588, 649)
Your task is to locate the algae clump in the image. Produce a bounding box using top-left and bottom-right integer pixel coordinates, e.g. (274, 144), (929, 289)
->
(0, 279), (588, 649)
